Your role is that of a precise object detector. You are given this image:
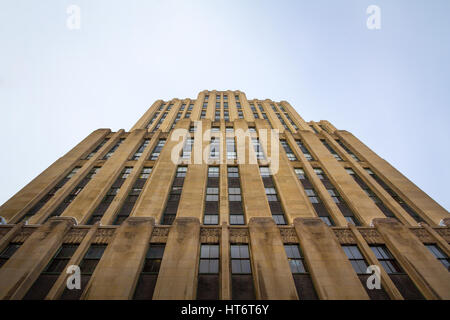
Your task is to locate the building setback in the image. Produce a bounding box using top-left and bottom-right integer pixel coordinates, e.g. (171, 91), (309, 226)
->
(0, 89), (449, 300)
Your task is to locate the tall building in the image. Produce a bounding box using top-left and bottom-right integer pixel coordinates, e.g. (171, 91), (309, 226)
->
(0, 90), (449, 300)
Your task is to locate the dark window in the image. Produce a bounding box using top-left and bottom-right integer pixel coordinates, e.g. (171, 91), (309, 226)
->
(252, 138), (265, 160)
(0, 243), (21, 268)
(161, 167), (187, 225)
(60, 244), (106, 300)
(24, 244), (78, 300)
(149, 139), (166, 160)
(231, 244), (255, 300)
(365, 168), (424, 223)
(280, 140), (297, 161)
(227, 138), (236, 160)
(228, 167), (244, 225)
(313, 168), (360, 226)
(85, 138), (109, 160)
(321, 139), (343, 161)
(20, 167), (81, 223)
(295, 140), (314, 161)
(102, 138), (125, 160)
(197, 244), (220, 300)
(113, 167), (152, 225)
(132, 139), (150, 160)
(133, 244), (165, 300)
(284, 245), (318, 300)
(260, 167), (286, 225)
(336, 140), (360, 161)
(47, 167), (101, 221)
(204, 167), (220, 225)
(425, 244), (450, 270)
(370, 245), (424, 300)
(346, 168), (397, 220)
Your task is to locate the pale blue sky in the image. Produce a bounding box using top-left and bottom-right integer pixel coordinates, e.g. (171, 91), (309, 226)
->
(0, 0), (449, 211)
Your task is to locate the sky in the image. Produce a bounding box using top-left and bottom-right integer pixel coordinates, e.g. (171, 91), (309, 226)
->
(0, 0), (449, 211)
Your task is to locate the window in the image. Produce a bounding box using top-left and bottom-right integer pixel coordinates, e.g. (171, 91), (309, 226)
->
(252, 138), (265, 160)
(224, 111), (229, 121)
(171, 112), (182, 129)
(346, 168), (397, 219)
(132, 139), (150, 160)
(204, 169), (219, 225)
(211, 127), (220, 133)
(60, 244), (106, 300)
(295, 168), (334, 226)
(102, 138), (125, 160)
(153, 112), (167, 132)
(209, 138), (220, 160)
(425, 244), (449, 270)
(88, 167), (133, 225)
(313, 168), (360, 226)
(47, 167), (101, 221)
(188, 104), (194, 111)
(280, 140), (297, 161)
(228, 167), (244, 225)
(365, 168), (424, 223)
(259, 167), (286, 225)
(199, 244), (219, 274)
(343, 245), (390, 300)
(149, 139), (166, 161)
(310, 125), (319, 133)
(113, 167), (152, 225)
(133, 244), (165, 300)
(24, 244), (78, 300)
(227, 138), (237, 160)
(336, 140), (360, 161)
(0, 243), (21, 268)
(20, 167), (82, 223)
(285, 245), (306, 273)
(231, 244), (255, 300)
(295, 140), (314, 161)
(321, 139), (343, 161)
(182, 138), (193, 159)
(370, 245), (424, 299)
(161, 167), (187, 225)
(85, 138), (109, 159)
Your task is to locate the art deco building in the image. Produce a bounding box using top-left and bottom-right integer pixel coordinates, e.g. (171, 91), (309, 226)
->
(0, 90), (449, 300)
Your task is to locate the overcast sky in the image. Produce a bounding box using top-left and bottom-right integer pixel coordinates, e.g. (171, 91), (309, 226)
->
(0, 0), (449, 211)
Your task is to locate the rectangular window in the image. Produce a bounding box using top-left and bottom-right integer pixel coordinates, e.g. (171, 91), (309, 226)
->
(227, 137), (237, 160)
(294, 168), (334, 226)
(204, 167), (219, 225)
(60, 244), (106, 300)
(295, 140), (314, 161)
(0, 243), (21, 268)
(346, 168), (397, 219)
(133, 244), (165, 300)
(102, 138), (125, 160)
(231, 244), (255, 300)
(182, 138), (193, 159)
(259, 167), (286, 225)
(24, 244), (78, 300)
(313, 168), (360, 226)
(85, 138), (109, 160)
(252, 138), (265, 160)
(149, 139), (166, 161)
(280, 140), (297, 161)
(161, 167), (187, 225)
(342, 245), (390, 300)
(88, 167), (133, 225)
(321, 139), (343, 161)
(228, 167), (244, 225)
(370, 245), (424, 300)
(209, 138), (220, 160)
(20, 167), (82, 223)
(425, 244), (450, 270)
(365, 168), (424, 223)
(197, 244), (220, 300)
(336, 140), (360, 161)
(47, 167), (101, 220)
(285, 244), (318, 300)
(113, 167), (152, 225)
(132, 139), (150, 160)
(153, 112), (167, 132)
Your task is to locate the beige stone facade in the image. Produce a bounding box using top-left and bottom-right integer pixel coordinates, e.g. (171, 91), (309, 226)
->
(0, 90), (448, 300)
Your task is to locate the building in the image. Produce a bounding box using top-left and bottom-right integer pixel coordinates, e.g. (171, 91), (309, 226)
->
(0, 89), (449, 300)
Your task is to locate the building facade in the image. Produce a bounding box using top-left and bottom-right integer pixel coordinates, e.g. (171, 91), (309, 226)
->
(0, 90), (449, 300)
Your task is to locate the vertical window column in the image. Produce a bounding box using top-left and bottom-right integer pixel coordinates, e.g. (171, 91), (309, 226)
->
(280, 140), (297, 161)
(228, 167), (244, 225)
(161, 166), (187, 225)
(133, 244), (165, 300)
(149, 139), (166, 161)
(321, 139), (343, 161)
(132, 139), (150, 160)
(230, 244), (255, 300)
(294, 168), (334, 226)
(113, 167), (152, 225)
(259, 167), (287, 225)
(102, 138), (125, 160)
(0, 243), (21, 268)
(84, 138), (109, 160)
(336, 139), (360, 161)
(204, 167), (220, 225)
(295, 140), (314, 161)
(197, 244), (220, 300)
